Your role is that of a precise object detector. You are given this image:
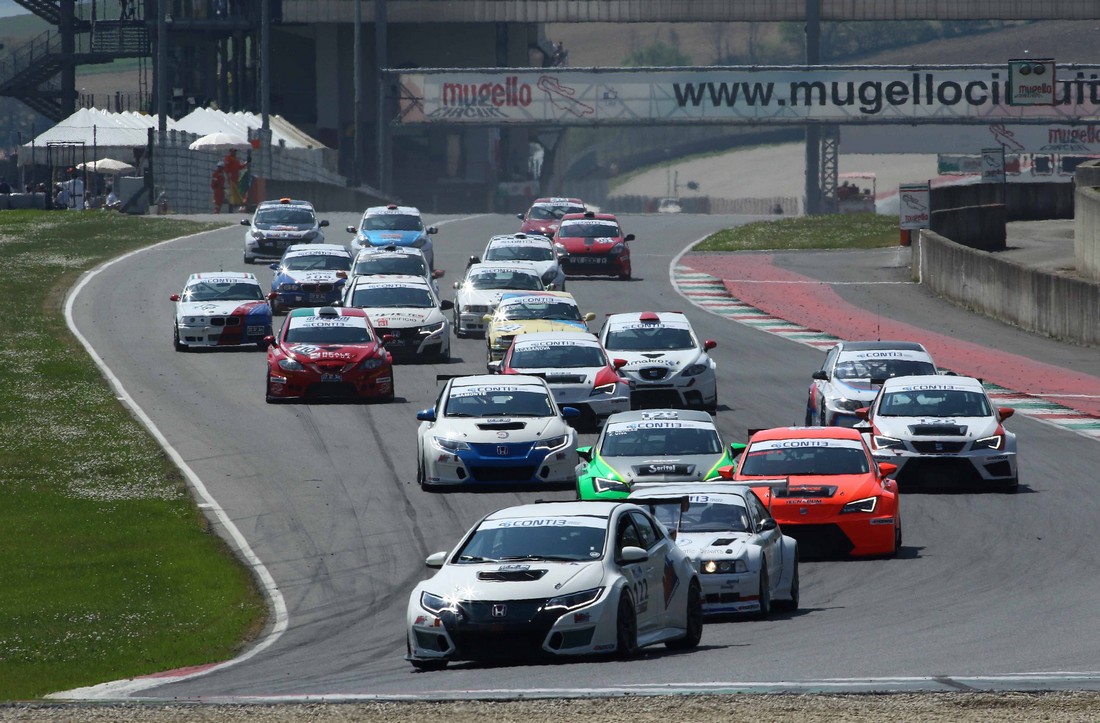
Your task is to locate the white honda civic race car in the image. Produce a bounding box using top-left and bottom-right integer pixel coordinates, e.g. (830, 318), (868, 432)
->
(861, 375), (1019, 492)
(415, 374), (580, 489)
(405, 499), (703, 669)
(599, 311), (718, 412)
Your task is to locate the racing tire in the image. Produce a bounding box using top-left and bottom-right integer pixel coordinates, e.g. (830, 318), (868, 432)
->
(755, 566), (772, 619)
(894, 523), (903, 555)
(242, 254), (252, 265)
(619, 271), (632, 281)
(437, 343), (451, 364)
(407, 635), (448, 671)
(173, 324), (187, 352)
(818, 402), (829, 427)
(666, 581), (703, 650)
(452, 309), (465, 338)
(773, 561), (799, 612)
(614, 592), (638, 658)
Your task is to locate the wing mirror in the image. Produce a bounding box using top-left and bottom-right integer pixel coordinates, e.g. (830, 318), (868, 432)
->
(855, 407), (870, 420)
(240, 219), (251, 226)
(612, 358), (627, 369)
(715, 464), (736, 480)
(427, 226), (439, 235)
(577, 445), (592, 463)
(439, 300), (454, 311)
(319, 220), (330, 227)
(381, 334), (395, 346)
(416, 408), (437, 422)
(169, 293), (180, 301)
(878, 462), (898, 478)
(433, 269), (445, 279)
(998, 407), (1015, 421)
(703, 339), (717, 351)
(618, 546), (648, 564)
(425, 551), (448, 568)
(624, 233), (636, 242)
(812, 370), (828, 381)
(346, 225), (357, 233)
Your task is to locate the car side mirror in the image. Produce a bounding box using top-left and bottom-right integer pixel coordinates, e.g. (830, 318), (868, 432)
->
(998, 407), (1015, 421)
(266, 291), (277, 300)
(240, 219), (250, 226)
(612, 358), (627, 369)
(269, 262), (279, 270)
(584, 312), (596, 322)
(855, 407), (870, 420)
(577, 445), (592, 462)
(812, 370), (828, 381)
(468, 255), (480, 266)
(728, 442), (746, 459)
(546, 283), (557, 291)
(623, 233), (635, 242)
(758, 518), (777, 532)
(516, 213), (525, 220)
(482, 314), (494, 323)
(703, 339), (717, 351)
(452, 281), (461, 290)
(425, 551), (448, 568)
(427, 226), (439, 234)
(416, 408), (437, 422)
(618, 546), (648, 564)
(561, 406), (581, 419)
(486, 360), (502, 373)
(169, 293), (180, 301)
(381, 334), (395, 346)
(319, 220), (329, 227)
(439, 300), (454, 311)
(263, 335), (276, 346)
(346, 225), (357, 233)
(716, 464), (736, 480)
(433, 269), (445, 279)
(878, 462), (898, 477)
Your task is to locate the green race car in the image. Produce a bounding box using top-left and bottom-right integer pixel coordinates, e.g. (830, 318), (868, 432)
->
(576, 409), (745, 500)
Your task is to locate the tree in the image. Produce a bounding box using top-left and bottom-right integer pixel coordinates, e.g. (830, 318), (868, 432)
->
(622, 42), (691, 68)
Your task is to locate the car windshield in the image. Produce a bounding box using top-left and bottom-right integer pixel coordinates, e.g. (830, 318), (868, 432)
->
(468, 271), (543, 291)
(454, 520), (606, 563)
(349, 286), (434, 308)
(511, 343), (606, 369)
(444, 388), (555, 417)
(500, 300), (582, 322)
(284, 318), (372, 344)
(604, 326), (695, 351)
(834, 358), (937, 380)
(648, 500), (750, 534)
(283, 255), (351, 272)
(528, 204), (584, 221)
(738, 443), (871, 476)
(558, 221), (620, 238)
(184, 281), (264, 302)
(600, 426), (722, 456)
(360, 214), (423, 232)
(485, 245), (555, 262)
(878, 389), (992, 417)
(353, 256), (427, 276)
(255, 208), (315, 225)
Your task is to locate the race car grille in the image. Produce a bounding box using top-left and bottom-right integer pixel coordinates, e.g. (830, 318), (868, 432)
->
(630, 389), (683, 409)
(896, 458), (994, 490)
(780, 523), (855, 559)
(632, 463), (695, 476)
(477, 570), (549, 582)
(442, 599), (557, 660)
(299, 282), (336, 292)
(537, 374), (587, 384)
(476, 421), (527, 431)
(468, 465), (538, 482)
(705, 592), (742, 604)
(909, 424), (967, 436)
(306, 382), (357, 399)
(775, 486), (838, 499)
(910, 440), (967, 453)
(638, 367), (670, 381)
(984, 460), (1013, 477)
(210, 317), (241, 327)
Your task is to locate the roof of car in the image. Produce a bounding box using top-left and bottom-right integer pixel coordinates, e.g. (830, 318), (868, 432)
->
(605, 311), (691, 327)
(258, 198), (314, 209)
(449, 374), (547, 389)
(482, 500), (621, 523)
(353, 245), (426, 258)
(531, 197), (584, 205)
(348, 273), (432, 288)
(836, 340), (930, 353)
(284, 244), (351, 257)
(499, 291), (577, 304)
(879, 375), (984, 392)
(466, 262), (542, 276)
(187, 271), (258, 282)
(560, 211), (618, 222)
(488, 233), (554, 245)
(748, 426), (865, 443)
(363, 204), (421, 216)
(512, 330), (599, 345)
(287, 306), (367, 319)
(605, 409), (715, 425)
(629, 483), (751, 501)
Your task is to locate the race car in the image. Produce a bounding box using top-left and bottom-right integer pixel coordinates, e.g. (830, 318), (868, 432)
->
(515, 196), (586, 237)
(406, 499), (702, 669)
(350, 244), (444, 294)
(414, 374), (580, 489)
(267, 243), (352, 313)
(806, 340), (940, 427)
(553, 210), (633, 280)
(576, 409), (745, 501)
(241, 198), (329, 264)
(860, 375), (1018, 492)
(728, 426), (901, 558)
(484, 291), (596, 369)
(630, 483), (799, 617)
(264, 306), (393, 403)
(170, 271), (272, 351)
(346, 204), (438, 269)
(599, 312), (718, 411)
(341, 274), (452, 362)
(452, 262), (547, 338)
(492, 331), (631, 430)
(477, 232), (566, 291)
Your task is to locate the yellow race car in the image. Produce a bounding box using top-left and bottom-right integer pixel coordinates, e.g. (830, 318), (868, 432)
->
(484, 291), (595, 371)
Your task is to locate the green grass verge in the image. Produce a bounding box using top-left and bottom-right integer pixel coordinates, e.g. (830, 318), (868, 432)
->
(0, 211), (267, 700)
(693, 212), (901, 252)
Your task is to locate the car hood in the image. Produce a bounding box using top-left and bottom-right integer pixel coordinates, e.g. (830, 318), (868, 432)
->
(520, 220), (560, 236)
(558, 236), (622, 252)
(424, 560), (604, 600)
(358, 230), (424, 247)
(615, 349), (702, 374)
(460, 289), (512, 307)
(277, 270), (346, 285)
(735, 472), (879, 499)
(829, 378), (880, 398)
(674, 531), (753, 559)
(176, 300), (269, 318)
(363, 307), (442, 328)
(599, 453), (727, 484)
(873, 415), (1000, 439)
(279, 341), (381, 364)
(437, 415), (567, 441)
(255, 222), (315, 233)
(492, 319), (589, 337)
(509, 364), (603, 386)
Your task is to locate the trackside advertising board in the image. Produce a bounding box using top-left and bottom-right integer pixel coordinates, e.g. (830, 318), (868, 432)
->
(396, 65), (1100, 125)
(899, 184), (931, 230)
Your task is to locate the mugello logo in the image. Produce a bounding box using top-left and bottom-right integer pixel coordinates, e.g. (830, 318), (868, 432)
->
(443, 77), (533, 107)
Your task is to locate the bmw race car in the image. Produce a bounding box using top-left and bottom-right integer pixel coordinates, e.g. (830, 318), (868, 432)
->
(516, 196), (586, 237)
(860, 375), (1018, 492)
(452, 262), (547, 338)
(484, 292), (596, 369)
(350, 244), (444, 294)
(553, 211), (633, 280)
(264, 306), (393, 403)
(241, 198), (329, 264)
(492, 331), (631, 430)
(477, 233), (566, 290)
(267, 243), (352, 313)
(599, 312), (718, 412)
(631, 484), (799, 617)
(171, 272), (272, 351)
(415, 374), (580, 489)
(729, 426), (901, 558)
(576, 409), (745, 500)
(342, 274), (453, 362)
(346, 204), (438, 269)
(406, 499), (702, 669)
(806, 340), (940, 427)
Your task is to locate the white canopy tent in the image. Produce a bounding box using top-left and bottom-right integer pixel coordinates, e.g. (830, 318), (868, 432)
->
(18, 108), (173, 166)
(174, 108), (326, 150)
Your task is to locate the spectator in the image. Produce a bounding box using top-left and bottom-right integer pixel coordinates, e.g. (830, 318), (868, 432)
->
(211, 161), (227, 213)
(55, 183), (71, 209)
(104, 185), (121, 210)
(0, 178), (11, 194)
(223, 148), (248, 212)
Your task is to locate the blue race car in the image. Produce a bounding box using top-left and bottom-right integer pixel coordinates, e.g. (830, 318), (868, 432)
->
(346, 204), (438, 269)
(268, 244), (352, 313)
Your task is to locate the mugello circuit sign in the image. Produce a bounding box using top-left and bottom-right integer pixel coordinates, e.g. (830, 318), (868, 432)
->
(396, 64), (1100, 125)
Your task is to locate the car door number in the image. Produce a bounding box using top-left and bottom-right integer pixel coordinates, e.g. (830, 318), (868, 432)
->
(632, 576), (649, 614)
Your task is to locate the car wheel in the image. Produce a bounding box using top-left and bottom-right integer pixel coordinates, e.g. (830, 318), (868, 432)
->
(437, 343), (451, 363)
(407, 635), (448, 671)
(173, 324), (187, 352)
(243, 254), (252, 265)
(804, 401), (814, 426)
(615, 591), (638, 658)
(264, 377), (277, 404)
(773, 560), (799, 612)
(619, 271), (631, 281)
(666, 581), (703, 650)
(452, 309), (465, 338)
(818, 402), (829, 427)
(755, 565), (772, 619)
(1001, 475), (1020, 493)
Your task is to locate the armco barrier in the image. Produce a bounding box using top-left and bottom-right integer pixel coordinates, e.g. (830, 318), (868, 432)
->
(914, 229), (1100, 347)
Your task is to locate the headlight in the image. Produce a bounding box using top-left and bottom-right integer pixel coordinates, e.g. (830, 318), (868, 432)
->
(608, 243), (624, 255)
(492, 335), (515, 350)
(185, 316), (207, 324)
(544, 587), (603, 611)
(358, 357), (385, 370)
(250, 230), (265, 240)
(592, 477), (630, 493)
(590, 383), (617, 396)
(420, 321), (446, 335)
(541, 269), (558, 285)
(872, 435), (905, 450)
(973, 434), (1004, 450)
(682, 363), (708, 377)
(420, 591), (457, 615)
(278, 358), (304, 371)
(432, 436), (469, 453)
(833, 397), (863, 411)
(840, 496), (878, 514)
(534, 434), (570, 452)
(701, 559), (748, 574)
(277, 283), (300, 292)
(554, 243), (567, 255)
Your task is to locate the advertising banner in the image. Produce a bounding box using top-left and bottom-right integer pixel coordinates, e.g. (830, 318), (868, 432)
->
(899, 183), (931, 230)
(981, 147), (1006, 182)
(843, 122), (1100, 154)
(396, 65), (1100, 125)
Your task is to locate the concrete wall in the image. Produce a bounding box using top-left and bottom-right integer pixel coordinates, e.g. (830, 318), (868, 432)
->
(914, 230), (1100, 346)
(1074, 161), (1100, 281)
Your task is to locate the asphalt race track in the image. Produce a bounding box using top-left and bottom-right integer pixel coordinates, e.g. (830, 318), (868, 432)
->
(66, 213), (1100, 699)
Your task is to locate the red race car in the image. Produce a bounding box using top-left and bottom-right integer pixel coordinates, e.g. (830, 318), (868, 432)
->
(265, 306), (394, 403)
(553, 210), (634, 280)
(516, 196), (586, 237)
(724, 426), (900, 558)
